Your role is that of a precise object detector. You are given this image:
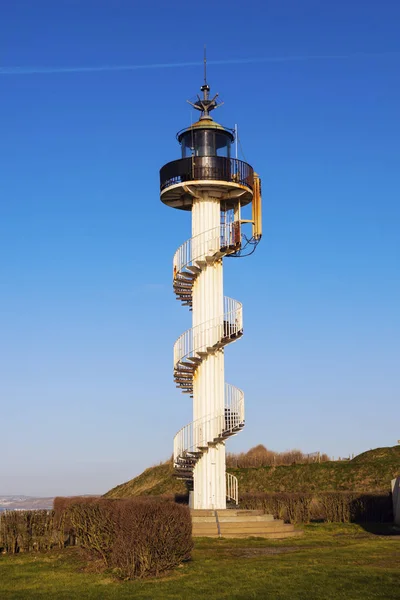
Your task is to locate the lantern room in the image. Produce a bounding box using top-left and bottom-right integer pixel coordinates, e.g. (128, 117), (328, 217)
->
(178, 118), (234, 159)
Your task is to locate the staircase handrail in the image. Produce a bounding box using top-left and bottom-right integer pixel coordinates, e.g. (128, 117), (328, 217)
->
(173, 383), (245, 461)
(174, 296), (243, 367)
(173, 222), (240, 277)
(226, 473), (239, 505)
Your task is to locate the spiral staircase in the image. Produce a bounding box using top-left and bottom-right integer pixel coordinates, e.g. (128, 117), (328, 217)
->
(172, 222), (245, 504)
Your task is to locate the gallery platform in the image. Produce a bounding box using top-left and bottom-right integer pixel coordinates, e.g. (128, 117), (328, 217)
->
(191, 509), (303, 539)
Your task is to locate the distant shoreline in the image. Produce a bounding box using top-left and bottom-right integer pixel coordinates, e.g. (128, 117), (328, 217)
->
(0, 496), (54, 512)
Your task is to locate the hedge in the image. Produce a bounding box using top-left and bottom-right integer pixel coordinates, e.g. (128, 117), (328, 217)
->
(239, 491), (393, 523)
(0, 510), (56, 553)
(1, 497), (193, 580)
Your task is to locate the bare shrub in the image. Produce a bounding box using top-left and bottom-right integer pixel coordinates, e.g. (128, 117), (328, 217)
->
(226, 446), (330, 468)
(68, 500), (115, 565)
(240, 491), (393, 523)
(350, 493), (393, 522)
(240, 492), (313, 523)
(53, 496), (100, 548)
(318, 492), (352, 522)
(0, 510), (55, 553)
(56, 497), (193, 578)
(318, 492), (393, 523)
(111, 499), (193, 579)
(0, 510), (20, 553)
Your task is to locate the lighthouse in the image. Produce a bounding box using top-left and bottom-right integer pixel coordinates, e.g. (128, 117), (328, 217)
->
(160, 74), (262, 510)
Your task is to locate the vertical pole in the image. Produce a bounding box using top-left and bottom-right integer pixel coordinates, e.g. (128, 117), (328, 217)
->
(235, 124), (238, 159)
(191, 193), (226, 509)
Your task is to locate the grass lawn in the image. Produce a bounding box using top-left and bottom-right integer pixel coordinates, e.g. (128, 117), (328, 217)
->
(0, 524), (399, 599)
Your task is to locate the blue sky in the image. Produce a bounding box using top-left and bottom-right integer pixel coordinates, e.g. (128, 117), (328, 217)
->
(1, 0), (399, 496)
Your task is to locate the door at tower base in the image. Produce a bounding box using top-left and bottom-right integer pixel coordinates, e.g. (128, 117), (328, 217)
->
(193, 444), (227, 510)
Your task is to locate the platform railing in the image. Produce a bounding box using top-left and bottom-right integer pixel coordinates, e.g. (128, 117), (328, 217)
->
(160, 156), (254, 192)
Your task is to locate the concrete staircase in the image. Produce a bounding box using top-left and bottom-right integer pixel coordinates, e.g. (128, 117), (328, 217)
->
(191, 509), (303, 539)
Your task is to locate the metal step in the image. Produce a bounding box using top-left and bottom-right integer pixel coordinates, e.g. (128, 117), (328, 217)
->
(213, 342), (224, 350)
(174, 281), (193, 288)
(177, 272), (196, 280)
(175, 368), (194, 375)
(186, 265), (201, 274)
(179, 361), (196, 369)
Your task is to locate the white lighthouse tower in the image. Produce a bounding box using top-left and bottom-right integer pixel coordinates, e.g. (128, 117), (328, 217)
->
(160, 74), (262, 510)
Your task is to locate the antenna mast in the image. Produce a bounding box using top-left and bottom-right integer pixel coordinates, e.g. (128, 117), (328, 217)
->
(187, 47), (223, 119)
(203, 45), (208, 88)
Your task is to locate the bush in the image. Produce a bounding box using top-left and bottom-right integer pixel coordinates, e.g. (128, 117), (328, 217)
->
(53, 496), (100, 548)
(1, 497), (193, 579)
(240, 492), (313, 523)
(239, 491), (393, 523)
(111, 499), (193, 579)
(64, 497), (192, 579)
(318, 492), (393, 523)
(0, 510), (55, 553)
(226, 445), (330, 468)
(351, 493), (393, 522)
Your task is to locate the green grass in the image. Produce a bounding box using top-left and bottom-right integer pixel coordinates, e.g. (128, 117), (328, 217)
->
(1, 524), (399, 599)
(104, 446), (400, 498)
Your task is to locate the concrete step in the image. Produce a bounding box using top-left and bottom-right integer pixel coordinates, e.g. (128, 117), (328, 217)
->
(190, 510), (216, 517)
(217, 515), (275, 523)
(217, 530), (303, 539)
(190, 509), (302, 539)
(219, 511), (274, 518)
(218, 509), (267, 516)
(192, 515), (275, 523)
(192, 529), (302, 539)
(192, 521), (294, 531)
(190, 509), (267, 517)
(218, 523), (295, 533)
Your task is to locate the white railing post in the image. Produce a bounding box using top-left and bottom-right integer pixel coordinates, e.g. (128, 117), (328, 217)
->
(173, 223), (240, 283)
(226, 473), (239, 505)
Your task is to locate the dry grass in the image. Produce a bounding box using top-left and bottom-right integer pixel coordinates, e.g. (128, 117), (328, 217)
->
(103, 446), (400, 499)
(226, 444), (330, 468)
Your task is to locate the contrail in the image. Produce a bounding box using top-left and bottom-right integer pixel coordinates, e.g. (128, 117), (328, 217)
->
(0, 51), (399, 75)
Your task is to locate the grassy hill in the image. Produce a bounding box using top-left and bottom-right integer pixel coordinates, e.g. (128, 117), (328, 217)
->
(105, 462), (187, 499)
(104, 446), (400, 498)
